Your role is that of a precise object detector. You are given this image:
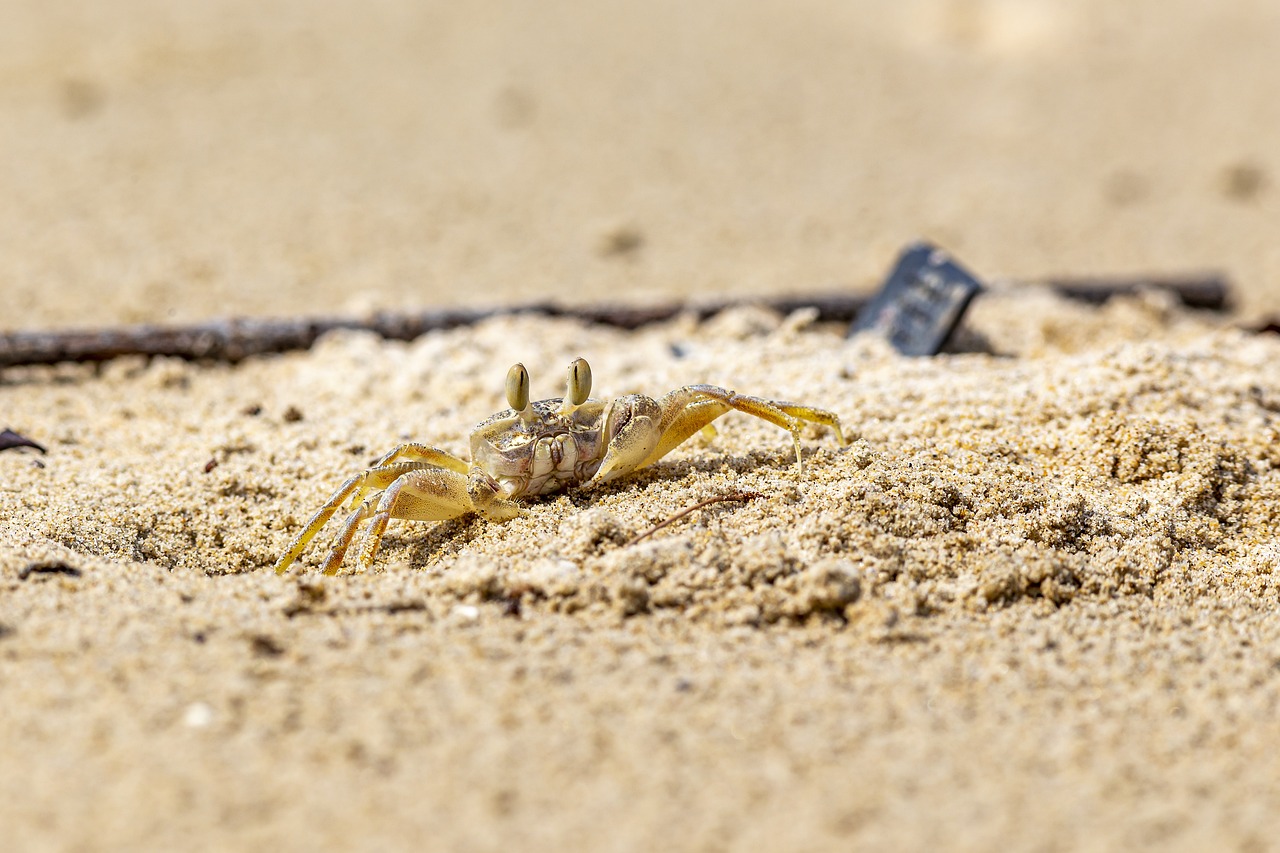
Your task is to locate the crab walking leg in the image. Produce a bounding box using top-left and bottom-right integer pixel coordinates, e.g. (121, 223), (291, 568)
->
(770, 401), (848, 446)
(273, 461), (440, 575)
(318, 498), (378, 575)
(659, 385), (845, 475)
(321, 468), (478, 575)
(367, 443), (470, 473)
(638, 397), (847, 470)
(345, 445), (469, 511)
(353, 468), (492, 572)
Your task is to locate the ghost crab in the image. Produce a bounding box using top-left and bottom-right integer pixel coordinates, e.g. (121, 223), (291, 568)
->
(273, 357), (847, 575)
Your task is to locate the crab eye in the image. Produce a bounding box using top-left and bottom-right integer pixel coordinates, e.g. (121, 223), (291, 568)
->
(505, 363), (530, 412)
(567, 357), (592, 406)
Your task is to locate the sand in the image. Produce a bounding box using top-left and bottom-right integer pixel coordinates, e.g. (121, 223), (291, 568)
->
(3, 2), (1280, 850)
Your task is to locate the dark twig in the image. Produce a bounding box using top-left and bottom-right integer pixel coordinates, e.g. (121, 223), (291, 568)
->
(1040, 273), (1231, 310)
(17, 561), (82, 580)
(0, 274), (1232, 368)
(0, 298), (858, 367)
(625, 491), (765, 547)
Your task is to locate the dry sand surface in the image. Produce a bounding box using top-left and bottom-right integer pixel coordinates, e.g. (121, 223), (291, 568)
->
(4, 2), (1280, 851)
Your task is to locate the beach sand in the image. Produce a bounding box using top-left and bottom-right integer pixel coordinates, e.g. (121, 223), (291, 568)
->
(3, 2), (1280, 850)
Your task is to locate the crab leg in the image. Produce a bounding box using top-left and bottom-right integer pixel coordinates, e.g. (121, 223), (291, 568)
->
(318, 497), (378, 575)
(344, 445), (470, 510)
(649, 385), (846, 475)
(367, 443), (470, 473)
(769, 402), (847, 445)
(335, 467), (477, 573)
(319, 467), (522, 574)
(274, 458), (457, 575)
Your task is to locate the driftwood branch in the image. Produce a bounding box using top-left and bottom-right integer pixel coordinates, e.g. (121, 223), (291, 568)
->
(0, 274), (1231, 368)
(1041, 274), (1230, 310)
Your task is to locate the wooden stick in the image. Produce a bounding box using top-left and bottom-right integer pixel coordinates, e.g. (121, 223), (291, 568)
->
(1040, 273), (1231, 310)
(625, 491), (765, 547)
(0, 275), (1232, 368)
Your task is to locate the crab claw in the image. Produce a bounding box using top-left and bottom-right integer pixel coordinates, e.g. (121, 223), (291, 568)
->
(586, 395), (662, 487)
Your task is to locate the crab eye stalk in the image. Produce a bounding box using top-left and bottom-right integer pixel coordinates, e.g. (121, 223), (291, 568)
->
(567, 357), (592, 406)
(505, 363), (531, 413)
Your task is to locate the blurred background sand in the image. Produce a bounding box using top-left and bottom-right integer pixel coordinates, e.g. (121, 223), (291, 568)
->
(2, 0), (1279, 327)
(4, 2), (1280, 851)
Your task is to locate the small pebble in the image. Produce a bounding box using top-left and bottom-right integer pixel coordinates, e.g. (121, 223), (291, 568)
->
(183, 702), (215, 729)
